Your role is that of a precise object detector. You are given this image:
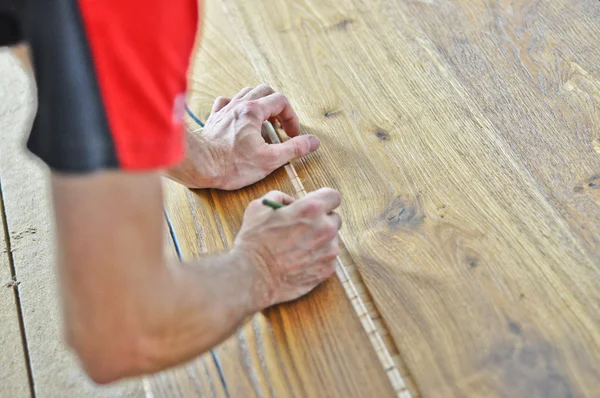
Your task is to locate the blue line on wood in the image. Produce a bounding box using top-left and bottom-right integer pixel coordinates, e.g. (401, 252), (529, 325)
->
(163, 207), (231, 397)
(185, 103), (205, 127)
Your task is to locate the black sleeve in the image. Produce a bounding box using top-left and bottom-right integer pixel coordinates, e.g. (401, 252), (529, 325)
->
(0, 0), (24, 46)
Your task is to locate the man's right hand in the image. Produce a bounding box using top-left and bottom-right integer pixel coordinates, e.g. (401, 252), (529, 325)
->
(234, 188), (342, 309)
(52, 169), (341, 383)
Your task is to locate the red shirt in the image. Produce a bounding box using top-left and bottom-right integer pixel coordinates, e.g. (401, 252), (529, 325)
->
(17, 0), (200, 173)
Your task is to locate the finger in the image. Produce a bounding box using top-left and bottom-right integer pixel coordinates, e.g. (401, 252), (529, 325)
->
(269, 117), (281, 130)
(307, 223), (341, 254)
(232, 86), (254, 101)
(264, 135), (320, 170)
(243, 83), (275, 100)
(328, 212), (342, 231)
(261, 190), (295, 206)
(255, 93), (301, 137)
(312, 237), (341, 264)
(299, 187), (341, 213)
(211, 96), (231, 114)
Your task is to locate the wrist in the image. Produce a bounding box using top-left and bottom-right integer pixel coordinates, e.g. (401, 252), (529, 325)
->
(229, 245), (274, 313)
(166, 130), (219, 189)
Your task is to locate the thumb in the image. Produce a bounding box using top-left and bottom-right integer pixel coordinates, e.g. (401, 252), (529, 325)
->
(267, 135), (321, 169)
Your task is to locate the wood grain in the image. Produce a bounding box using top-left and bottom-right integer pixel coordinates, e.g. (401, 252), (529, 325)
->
(395, 0), (600, 269)
(144, 215), (229, 398)
(0, 183), (31, 397)
(185, 0), (260, 123)
(149, 1), (400, 396)
(220, 0), (600, 396)
(158, 172), (394, 397)
(264, 121), (411, 396)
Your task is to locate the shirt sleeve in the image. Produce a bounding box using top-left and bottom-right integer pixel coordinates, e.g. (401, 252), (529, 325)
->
(0, 0), (24, 46)
(23, 0), (198, 173)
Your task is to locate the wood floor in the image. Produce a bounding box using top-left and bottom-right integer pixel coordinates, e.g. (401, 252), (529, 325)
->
(1, 0), (599, 397)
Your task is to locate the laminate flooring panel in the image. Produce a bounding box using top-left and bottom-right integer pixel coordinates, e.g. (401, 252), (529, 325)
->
(220, 0), (600, 396)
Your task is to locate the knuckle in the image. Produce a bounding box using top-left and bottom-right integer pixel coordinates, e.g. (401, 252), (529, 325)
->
(321, 261), (337, 277)
(262, 151), (280, 171)
(238, 101), (260, 118)
(324, 246), (340, 261)
(268, 148), (281, 163)
(301, 201), (324, 216)
(292, 139), (304, 158)
(273, 92), (289, 103)
(257, 83), (272, 91)
(324, 187), (341, 200)
(322, 222), (338, 238)
(333, 213), (342, 228)
(248, 198), (263, 209)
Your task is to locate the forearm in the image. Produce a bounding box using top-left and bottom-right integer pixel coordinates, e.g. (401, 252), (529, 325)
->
(133, 248), (270, 374)
(50, 171), (268, 383)
(64, 247), (268, 383)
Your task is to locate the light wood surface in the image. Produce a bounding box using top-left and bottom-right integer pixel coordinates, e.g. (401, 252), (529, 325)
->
(220, 0), (600, 396)
(0, 184), (30, 397)
(3, 0), (598, 396)
(156, 173), (394, 397)
(401, 0), (600, 261)
(144, 218), (229, 398)
(148, 1), (398, 396)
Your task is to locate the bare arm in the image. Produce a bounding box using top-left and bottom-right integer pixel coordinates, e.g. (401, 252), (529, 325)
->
(52, 171), (341, 383)
(52, 171), (262, 382)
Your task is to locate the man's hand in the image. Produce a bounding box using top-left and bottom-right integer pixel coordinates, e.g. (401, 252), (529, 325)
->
(234, 188), (342, 308)
(52, 169), (341, 383)
(167, 85), (321, 190)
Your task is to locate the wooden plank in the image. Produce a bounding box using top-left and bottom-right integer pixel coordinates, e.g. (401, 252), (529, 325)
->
(0, 51), (144, 397)
(220, 0), (600, 396)
(392, 0), (600, 263)
(143, 212), (229, 398)
(160, 172), (394, 396)
(264, 122), (413, 396)
(0, 183), (31, 398)
(150, 1), (398, 395)
(185, 0), (260, 123)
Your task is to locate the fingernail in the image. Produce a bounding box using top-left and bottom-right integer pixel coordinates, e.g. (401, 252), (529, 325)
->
(308, 135), (321, 152)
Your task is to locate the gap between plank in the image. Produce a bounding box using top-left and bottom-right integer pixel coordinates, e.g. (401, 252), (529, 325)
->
(262, 122), (413, 398)
(162, 208), (231, 398)
(0, 178), (36, 398)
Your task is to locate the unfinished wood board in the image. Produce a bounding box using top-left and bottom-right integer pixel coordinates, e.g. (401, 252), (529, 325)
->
(395, 0), (600, 265)
(0, 51), (144, 397)
(159, 175), (394, 397)
(221, 0), (600, 396)
(0, 184), (30, 397)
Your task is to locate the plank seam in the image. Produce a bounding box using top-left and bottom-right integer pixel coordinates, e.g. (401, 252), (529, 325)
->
(162, 208), (231, 398)
(262, 122), (412, 398)
(0, 178), (36, 398)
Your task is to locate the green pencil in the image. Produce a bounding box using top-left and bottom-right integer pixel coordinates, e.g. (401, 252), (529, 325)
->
(262, 199), (286, 210)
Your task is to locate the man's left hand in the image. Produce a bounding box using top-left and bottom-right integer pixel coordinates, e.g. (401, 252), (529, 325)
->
(167, 85), (320, 190)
